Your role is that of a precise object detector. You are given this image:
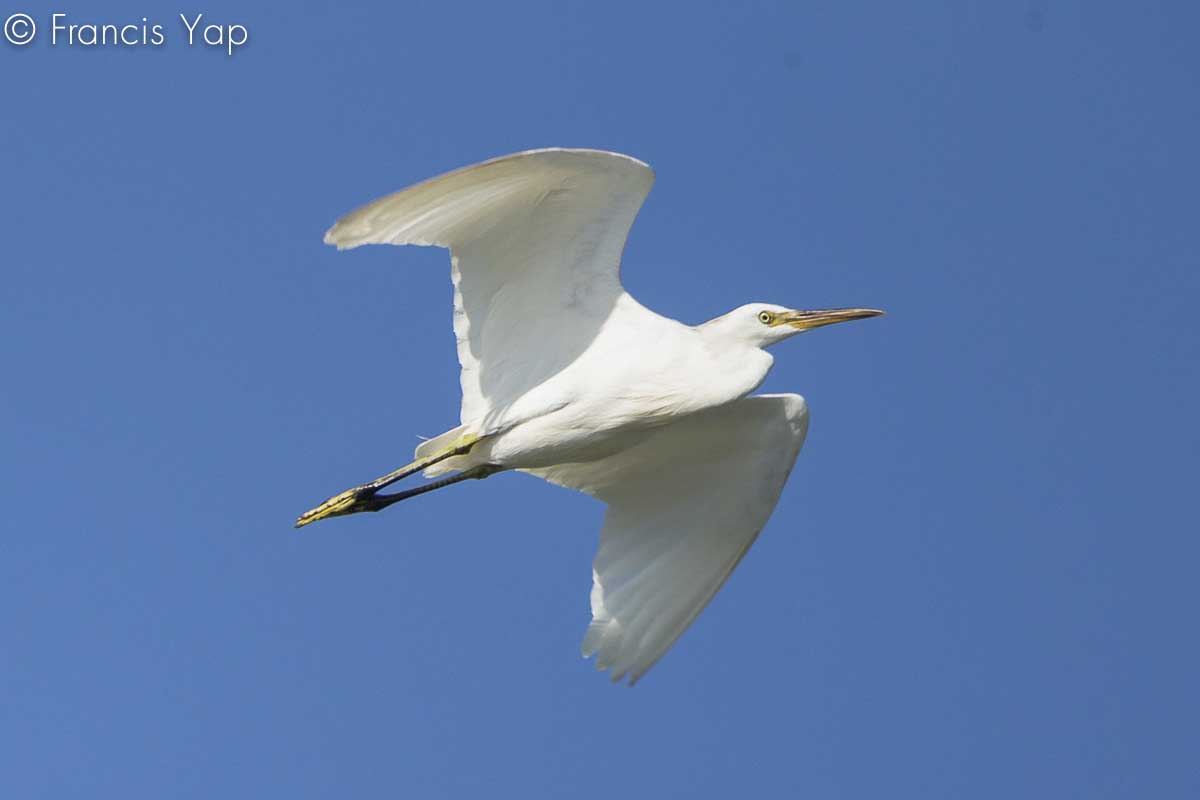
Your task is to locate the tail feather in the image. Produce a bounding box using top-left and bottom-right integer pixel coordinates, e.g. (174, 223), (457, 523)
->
(415, 424), (473, 477)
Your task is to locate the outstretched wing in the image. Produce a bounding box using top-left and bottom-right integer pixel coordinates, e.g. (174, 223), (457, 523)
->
(528, 394), (810, 685)
(323, 148), (656, 431)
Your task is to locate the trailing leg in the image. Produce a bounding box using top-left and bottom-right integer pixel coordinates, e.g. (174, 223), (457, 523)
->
(294, 434), (484, 528)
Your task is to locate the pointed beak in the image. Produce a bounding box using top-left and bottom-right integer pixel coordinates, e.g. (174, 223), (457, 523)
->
(780, 307), (885, 332)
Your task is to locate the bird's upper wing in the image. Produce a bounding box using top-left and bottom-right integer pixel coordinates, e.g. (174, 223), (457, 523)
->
(527, 394), (810, 685)
(324, 148), (656, 430)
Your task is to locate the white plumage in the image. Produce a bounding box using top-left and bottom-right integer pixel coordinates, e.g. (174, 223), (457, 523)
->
(305, 148), (881, 684)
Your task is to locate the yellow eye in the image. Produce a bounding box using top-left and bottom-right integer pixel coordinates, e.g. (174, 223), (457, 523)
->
(758, 311), (773, 325)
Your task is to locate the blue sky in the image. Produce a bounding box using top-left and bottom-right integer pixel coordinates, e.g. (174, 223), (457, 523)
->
(3, 1), (1198, 796)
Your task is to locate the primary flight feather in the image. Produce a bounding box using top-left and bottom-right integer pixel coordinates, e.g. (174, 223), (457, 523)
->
(297, 148), (882, 685)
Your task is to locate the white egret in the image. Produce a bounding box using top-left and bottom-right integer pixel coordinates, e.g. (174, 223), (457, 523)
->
(296, 148), (882, 684)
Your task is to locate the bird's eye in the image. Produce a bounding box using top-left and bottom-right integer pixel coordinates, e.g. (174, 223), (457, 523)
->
(758, 311), (773, 325)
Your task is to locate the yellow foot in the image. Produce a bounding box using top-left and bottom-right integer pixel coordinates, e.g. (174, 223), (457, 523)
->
(294, 487), (375, 528)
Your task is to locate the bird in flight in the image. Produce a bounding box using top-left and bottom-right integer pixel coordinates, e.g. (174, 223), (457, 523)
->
(296, 149), (882, 684)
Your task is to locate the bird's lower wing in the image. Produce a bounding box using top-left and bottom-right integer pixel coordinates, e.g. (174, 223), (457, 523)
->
(527, 394), (810, 685)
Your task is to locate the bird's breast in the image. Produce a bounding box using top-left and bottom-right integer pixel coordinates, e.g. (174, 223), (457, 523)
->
(478, 344), (774, 470)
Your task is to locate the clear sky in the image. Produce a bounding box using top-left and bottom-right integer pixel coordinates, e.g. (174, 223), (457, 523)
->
(3, 1), (1198, 797)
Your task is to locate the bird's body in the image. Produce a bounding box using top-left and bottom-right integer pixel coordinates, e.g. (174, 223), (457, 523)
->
(298, 148), (882, 684)
(432, 297), (776, 473)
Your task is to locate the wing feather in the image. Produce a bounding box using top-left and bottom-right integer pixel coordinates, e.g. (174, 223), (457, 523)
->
(324, 149), (656, 430)
(528, 394), (810, 685)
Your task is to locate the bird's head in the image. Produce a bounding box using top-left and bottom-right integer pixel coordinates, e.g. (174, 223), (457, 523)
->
(705, 303), (885, 348)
